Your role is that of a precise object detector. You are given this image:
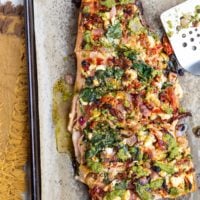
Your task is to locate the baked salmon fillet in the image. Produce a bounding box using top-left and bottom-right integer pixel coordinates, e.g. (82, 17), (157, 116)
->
(68, 0), (197, 199)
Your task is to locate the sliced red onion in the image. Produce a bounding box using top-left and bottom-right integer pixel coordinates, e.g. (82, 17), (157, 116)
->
(139, 177), (149, 185)
(79, 116), (86, 126)
(110, 6), (116, 18)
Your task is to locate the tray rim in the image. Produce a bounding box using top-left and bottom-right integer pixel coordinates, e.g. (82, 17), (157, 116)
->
(24, 0), (41, 199)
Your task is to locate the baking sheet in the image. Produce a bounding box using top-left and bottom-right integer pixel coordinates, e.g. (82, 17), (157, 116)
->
(0, 0), (32, 199)
(33, 0), (200, 199)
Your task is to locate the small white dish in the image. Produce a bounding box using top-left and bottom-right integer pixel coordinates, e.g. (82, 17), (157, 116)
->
(161, 0), (200, 75)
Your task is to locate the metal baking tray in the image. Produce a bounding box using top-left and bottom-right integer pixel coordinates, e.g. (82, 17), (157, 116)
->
(0, 0), (40, 199)
(25, 0), (200, 199)
(24, 0), (41, 199)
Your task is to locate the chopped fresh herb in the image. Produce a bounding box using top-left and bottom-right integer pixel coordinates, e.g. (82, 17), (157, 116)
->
(132, 62), (153, 82)
(82, 6), (90, 14)
(130, 147), (144, 161)
(87, 160), (103, 173)
(161, 104), (173, 114)
(143, 152), (149, 161)
(163, 133), (177, 151)
(85, 77), (94, 86)
(85, 123), (119, 158)
(163, 133), (180, 160)
(124, 50), (137, 61)
(80, 86), (109, 103)
(135, 184), (153, 200)
(150, 179), (164, 190)
(152, 70), (162, 77)
(132, 165), (150, 178)
(104, 189), (126, 200)
(94, 67), (124, 86)
(129, 146), (138, 156)
(169, 146), (180, 160)
(84, 43), (92, 50)
(115, 180), (128, 190)
(117, 146), (131, 161)
(83, 30), (93, 43)
(154, 161), (175, 174)
(80, 88), (97, 102)
(84, 68), (124, 93)
(95, 70), (107, 84)
(100, 0), (116, 8)
(85, 146), (100, 158)
(103, 173), (111, 184)
(83, 44), (92, 51)
(117, 46), (137, 60)
(162, 82), (173, 89)
(100, 37), (114, 48)
(113, 68), (124, 79)
(106, 22), (122, 40)
(169, 187), (179, 196)
(128, 16), (146, 34)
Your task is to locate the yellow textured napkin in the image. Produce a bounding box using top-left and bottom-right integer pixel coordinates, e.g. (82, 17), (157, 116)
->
(0, 2), (29, 199)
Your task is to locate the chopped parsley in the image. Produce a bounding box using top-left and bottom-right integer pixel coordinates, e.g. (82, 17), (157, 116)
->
(106, 22), (122, 40)
(128, 16), (146, 34)
(163, 133), (181, 160)
(132, 165), (150, 178)
(87, 160), (104, 173)
(117, 146), (131, 161)
(149, 179), (164, 190)
(85, 123), (120, 158)
(162, 82), (173, 89)
(154, 161), (175, 174)
(115, 180), (128, 190)
(83, 30), (93, 43)
(135, 184), (153, 200)
(104, 189), (126, 200)
(81, 67), (125, 103)
(169, 187), (179, 196)
(79, 88), (98, 102)
(100, 0), (116, 8)
(124, 50), (137, 61)
(132, 62), (153, 82)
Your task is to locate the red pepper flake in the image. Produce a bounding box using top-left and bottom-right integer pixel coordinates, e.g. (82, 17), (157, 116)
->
(96, 57), (104, 65)
(162, 35), (174, 56)
(156, 139), (167, 150)
(107, 57), (115, 66)
(89, 186), (105, 200)
(139, 33), (150, 49)
(89, 121), (98, 129)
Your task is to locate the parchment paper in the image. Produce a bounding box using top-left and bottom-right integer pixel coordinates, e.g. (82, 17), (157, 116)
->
(34, 0), (200, 199)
